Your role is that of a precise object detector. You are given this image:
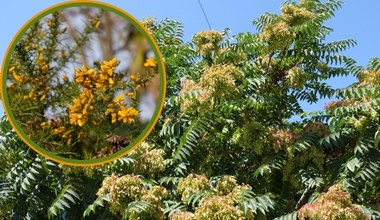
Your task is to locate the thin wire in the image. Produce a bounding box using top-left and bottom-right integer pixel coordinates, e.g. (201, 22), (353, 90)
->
(197, 0), (212, 29)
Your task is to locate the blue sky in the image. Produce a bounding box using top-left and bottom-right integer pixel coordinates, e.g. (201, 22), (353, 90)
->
(1, 0), (380, 117)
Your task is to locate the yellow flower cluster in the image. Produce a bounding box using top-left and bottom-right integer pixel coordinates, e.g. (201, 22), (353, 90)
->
(259, 3), (314, 52)
(9, 66), (24, 83)
(41, 119), (73, 145)
(9, 63), (51, 101)
(75, 65), (96, 89)
(144, 57), (157, 68)
(41, 120), (65, 135)
(141, 186), (169, 207)
(69, 58), (139, 127)
(105, 94), (139, 124)
(75, 58), (118, 90)
(68, 89), (94, 127)
(36, 52), (49, 73)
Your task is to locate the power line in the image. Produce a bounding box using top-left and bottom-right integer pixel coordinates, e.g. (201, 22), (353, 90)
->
(197, 0), (212, 29)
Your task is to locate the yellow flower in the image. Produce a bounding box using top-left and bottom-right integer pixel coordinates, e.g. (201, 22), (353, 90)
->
(144, 57), (157, 68)
(130, 74), (138, 82)
(100, 58), (118, 76)
(127, 91), (136, 100)
(109, 78), (114, 85)
(37, 54), (44, 64)
(40, 94), (46, 101)
(53, 126), (65, 135)
(105, 108), (115, 116)
(77, 119), (85, 127)
(113, 94), (125, 103)
(69, 113), (85, 126)
(111, 113), (117, 124)
(41, 122), (47, 129)
(12, 72), (23, 83)
(118, 106), (139, 124)
(95, 21), (101, 29)
(75, 65), (95, 84)
(41, 64), (49, 72)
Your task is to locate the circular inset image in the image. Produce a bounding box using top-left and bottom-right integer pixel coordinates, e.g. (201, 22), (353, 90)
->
(1, 1), (166, 166)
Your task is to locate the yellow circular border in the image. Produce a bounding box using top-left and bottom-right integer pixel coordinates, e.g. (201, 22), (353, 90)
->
(0, 1), (166, 166)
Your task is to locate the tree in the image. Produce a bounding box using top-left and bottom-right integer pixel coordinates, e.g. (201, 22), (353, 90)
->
(1, 0), (380, 219)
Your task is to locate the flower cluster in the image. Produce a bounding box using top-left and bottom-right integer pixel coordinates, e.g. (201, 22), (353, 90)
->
(231, 122), (267, 154)
(179, 64), (243, 111)
(75, 58), (118, 90)
(144, 57), (157, 68)
(130, 186), (169, 220)
(303, 121), (329, 137)
(9, 66), (24, 84)
(268, 128), (300, 152)
(97, 174), (146, 215)
(348, 116), (368, 130)
(175, 174), (253, 219)
(260, 21), (295, 51)
(194, 195), (245, 220)
(141, 17), (156, 31)
(129, 142), (166, 176)
(69, 58), (139, 127)
(298, 184), (369, 220)
(169, 211), (195, 220)
(358, 69), (380, 86)
(286, 66), (306, 89)
(281, 4), (314, 26)
(325, 99), (356, 111)
(68, 89), (94, 127)
(177, 174), (211, 204)
(74, 65), (96, 89)
(106, 94), (139, 124)
(200, 64), (243, 94)
(193, 30), (224, 56)
(41, 119), (66, 136)
(97, 174), (168, 219)
(215, 175), (238, 195)
(179, 78), (201, 111)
